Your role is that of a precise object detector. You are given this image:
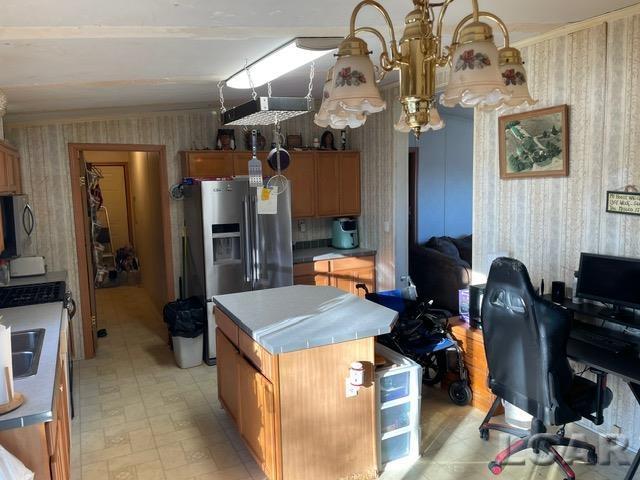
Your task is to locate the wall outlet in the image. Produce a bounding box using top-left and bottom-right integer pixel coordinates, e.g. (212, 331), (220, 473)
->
(345, 378), (359, 398)
(383, 221), (390, 233)
(298, 220), (306, 233)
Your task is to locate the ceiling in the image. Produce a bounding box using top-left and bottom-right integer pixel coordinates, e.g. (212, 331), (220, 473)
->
(1, 0), (638, 118)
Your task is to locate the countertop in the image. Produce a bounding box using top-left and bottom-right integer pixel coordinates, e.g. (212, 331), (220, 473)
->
(293, 246), (376, 264)
(0, 302), (64, 431)
(4, 270), (67, 287)
(213, 285), (397, 354)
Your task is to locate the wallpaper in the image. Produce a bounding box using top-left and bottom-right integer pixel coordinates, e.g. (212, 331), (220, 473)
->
(473, 18), (640, 448)
(4, 90), (406, 357)
(351, 85), (408, 291)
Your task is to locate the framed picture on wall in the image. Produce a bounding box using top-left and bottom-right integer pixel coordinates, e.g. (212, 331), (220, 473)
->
(498, 105), (569, 179)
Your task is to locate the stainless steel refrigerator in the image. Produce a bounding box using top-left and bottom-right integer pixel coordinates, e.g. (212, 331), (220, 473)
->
(183, 178), (293, 364)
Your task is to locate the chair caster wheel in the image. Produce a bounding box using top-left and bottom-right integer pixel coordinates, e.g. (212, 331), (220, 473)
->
(488, 461), (503, 475)
(587, 451), (598, 465)
(480, 428), (490, 441)
(449, 381), (472, 406)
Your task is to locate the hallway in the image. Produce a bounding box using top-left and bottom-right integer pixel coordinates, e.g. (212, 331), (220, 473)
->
(74, 286), (260, 480)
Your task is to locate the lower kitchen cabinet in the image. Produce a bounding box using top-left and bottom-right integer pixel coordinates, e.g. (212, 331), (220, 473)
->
(0, 348), (70, 479)
(216, 330), (240, 423)
(238, 356), (277, 479)
(293, 255), (376, 297)
(215, 309), (377, 480)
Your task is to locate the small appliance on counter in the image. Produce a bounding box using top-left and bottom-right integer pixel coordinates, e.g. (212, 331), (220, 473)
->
(10, 256), (46, 277)
(332, 217), (359, 249)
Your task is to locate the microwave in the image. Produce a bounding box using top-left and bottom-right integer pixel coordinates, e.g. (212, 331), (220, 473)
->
(0, 195), (35, 258)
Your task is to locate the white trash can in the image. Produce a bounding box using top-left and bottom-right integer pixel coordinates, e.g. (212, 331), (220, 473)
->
(172, 334), (203, 368)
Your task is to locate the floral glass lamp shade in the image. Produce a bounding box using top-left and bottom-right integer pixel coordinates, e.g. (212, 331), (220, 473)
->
(325, 37), (386, 115)
(394, 106), (444, 133)
(441, 22), (510, 109)
(315, 67), (367, 129)
(492, 47), (537, 112)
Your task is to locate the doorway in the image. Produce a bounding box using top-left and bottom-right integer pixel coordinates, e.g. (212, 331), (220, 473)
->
(69, 144), (174, 359)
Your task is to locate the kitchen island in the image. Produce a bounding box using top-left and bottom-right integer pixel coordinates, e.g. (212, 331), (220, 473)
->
(213, 285), (397, 480)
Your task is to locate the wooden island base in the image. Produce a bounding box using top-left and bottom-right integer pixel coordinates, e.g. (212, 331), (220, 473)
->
(215, 310), (378, 480)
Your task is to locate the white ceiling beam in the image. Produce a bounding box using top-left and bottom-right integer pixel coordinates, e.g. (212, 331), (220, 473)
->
(0, 22), (558, 41)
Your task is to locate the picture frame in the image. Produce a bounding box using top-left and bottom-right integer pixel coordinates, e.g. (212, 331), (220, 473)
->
(286, 134), (302, 149)
(498, 105), (569, 179)
(606, 190), (640, 216)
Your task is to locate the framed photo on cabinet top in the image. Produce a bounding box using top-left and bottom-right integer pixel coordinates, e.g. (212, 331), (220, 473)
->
(498, 105), (569, 179)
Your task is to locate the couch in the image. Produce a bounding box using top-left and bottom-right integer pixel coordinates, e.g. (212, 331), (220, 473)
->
(409, 235), (472, 313)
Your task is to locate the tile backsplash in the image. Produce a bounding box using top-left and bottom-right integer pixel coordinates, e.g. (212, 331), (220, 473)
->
(292, 217), (333, 244)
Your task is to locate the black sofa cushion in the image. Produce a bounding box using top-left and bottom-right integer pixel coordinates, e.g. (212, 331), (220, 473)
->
(452, 235), (472, 265)
(425, 236), (460, 260)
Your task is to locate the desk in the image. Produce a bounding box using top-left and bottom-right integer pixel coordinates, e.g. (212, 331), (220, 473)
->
(545, 295), (640, 480)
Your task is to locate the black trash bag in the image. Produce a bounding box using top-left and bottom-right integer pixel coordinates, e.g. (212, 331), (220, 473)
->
(163, 297), (205, 338)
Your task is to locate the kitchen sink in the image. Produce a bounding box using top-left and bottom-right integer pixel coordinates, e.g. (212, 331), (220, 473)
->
(11, 328), (45, 378)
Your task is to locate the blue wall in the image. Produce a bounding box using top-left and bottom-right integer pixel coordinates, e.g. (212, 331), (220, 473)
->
(410, 106), (474, 244)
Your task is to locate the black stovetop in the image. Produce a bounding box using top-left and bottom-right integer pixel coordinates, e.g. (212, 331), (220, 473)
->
(0, 281), (66, 308)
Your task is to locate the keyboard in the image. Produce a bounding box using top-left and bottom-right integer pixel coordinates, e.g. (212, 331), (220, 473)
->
(571, 326), (636, 354)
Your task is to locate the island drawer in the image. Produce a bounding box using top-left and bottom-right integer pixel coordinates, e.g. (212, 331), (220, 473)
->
(216, 309), (239, 347)
(239, 329), (275, 382)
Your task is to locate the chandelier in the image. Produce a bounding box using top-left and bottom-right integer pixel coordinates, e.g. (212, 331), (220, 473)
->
(315, 0), (536, 137)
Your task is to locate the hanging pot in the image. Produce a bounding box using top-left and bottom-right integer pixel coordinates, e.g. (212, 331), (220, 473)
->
(266, 147), (291, 172)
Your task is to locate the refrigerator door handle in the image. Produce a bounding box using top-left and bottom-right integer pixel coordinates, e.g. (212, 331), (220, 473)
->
(241, 197), (253, 284)
(252, 194), (261, 282)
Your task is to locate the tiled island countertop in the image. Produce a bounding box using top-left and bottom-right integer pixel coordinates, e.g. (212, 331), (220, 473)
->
(213, 284), (397, 354)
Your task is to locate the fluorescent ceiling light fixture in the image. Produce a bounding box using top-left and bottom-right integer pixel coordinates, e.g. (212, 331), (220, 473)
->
(226, 37), (342, 89)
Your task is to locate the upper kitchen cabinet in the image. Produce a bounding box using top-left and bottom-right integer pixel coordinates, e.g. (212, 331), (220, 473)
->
(232, 151), (273, 176)
(0, 140), (22, 194)
(286, 151), (315, 219)
(181, 151), (234, 178)
(180, 150), (361, 218)
(315, 151), (361, 218)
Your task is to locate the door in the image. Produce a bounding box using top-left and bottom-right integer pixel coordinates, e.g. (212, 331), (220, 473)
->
(408, 148), (419, 248)
(79, 153), (98, 352)
(216, 329), (240, 423)
(338, 152), (361, 216)
(201, 180), (250, 299)
(95, 165), (132, 250)
(287, 151), (316, 218)
(238, 355), (276, 479)
(315, 153), (341, 217)
(250, 180), (293, 290)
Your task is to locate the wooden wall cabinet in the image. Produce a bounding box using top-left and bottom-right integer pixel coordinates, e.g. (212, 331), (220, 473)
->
(0, 140), (22, 194)
(285, 152), (316, 219)
(215, 308), (377, 480)
(0, 329), (71, 480)
(181, 150), (361, 219)
(293, 255), (375, 297)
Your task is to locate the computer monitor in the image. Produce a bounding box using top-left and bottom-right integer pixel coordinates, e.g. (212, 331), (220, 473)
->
(576, 253), (640, 318)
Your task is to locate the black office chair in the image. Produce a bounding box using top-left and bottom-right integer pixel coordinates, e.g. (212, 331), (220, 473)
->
(479, 258), (612, 480)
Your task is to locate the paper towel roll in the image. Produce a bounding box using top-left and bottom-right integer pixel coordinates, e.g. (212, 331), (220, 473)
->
(0, 324), (13, 405)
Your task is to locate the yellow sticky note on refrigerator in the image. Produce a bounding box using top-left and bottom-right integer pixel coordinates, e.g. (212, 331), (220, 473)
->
(257, 187), (278, 215)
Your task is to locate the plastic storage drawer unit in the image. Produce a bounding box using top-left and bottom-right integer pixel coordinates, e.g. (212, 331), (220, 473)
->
(375, 343), (422, 469)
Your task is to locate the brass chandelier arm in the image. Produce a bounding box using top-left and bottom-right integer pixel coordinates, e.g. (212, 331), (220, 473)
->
(354, 26), (397, 71)
(451, 11), (511, 47)
(349, 0), (401, 61)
